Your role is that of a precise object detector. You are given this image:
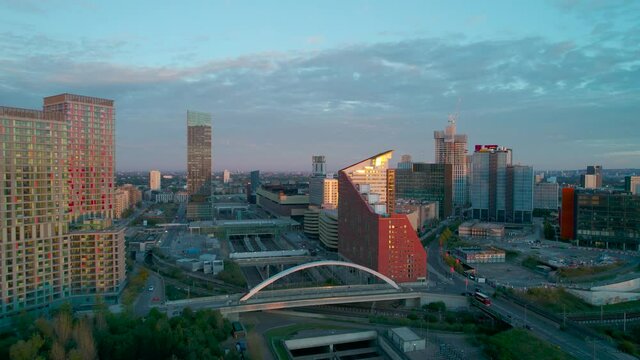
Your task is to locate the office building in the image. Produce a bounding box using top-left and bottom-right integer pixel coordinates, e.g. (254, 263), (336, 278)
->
(580, 165), (602, 189)
(257, 185), (309, 221)
(149, 170), (161, 190)
(534, 182), (559, 210)
(560, 188), (640, 251)
(309, 156), (339, 209)
(1, 94), (125, 323)
(338, 151), (426, 283)
(470, 145), (533, 223)
(187, 111), (212, 220)
(624, 176), (640, 195)
(397, 154), (413, 170)
(223, 169), (231, 184)
(434, 119), (469, 207)
(395, 162), (453, 219)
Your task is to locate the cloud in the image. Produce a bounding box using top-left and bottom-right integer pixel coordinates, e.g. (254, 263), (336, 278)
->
(1, 31), (638, 171)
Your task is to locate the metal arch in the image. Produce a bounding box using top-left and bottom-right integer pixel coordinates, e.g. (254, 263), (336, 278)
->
(239, 260), (400, 302)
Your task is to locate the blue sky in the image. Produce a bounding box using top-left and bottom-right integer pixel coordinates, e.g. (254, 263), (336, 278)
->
(1, 0), (639, 172)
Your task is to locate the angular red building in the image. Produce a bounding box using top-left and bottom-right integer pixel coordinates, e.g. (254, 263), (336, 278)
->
(338, 151), (427, 283)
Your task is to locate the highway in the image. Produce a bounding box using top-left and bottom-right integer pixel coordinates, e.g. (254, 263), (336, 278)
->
(425, 222), (635, 360)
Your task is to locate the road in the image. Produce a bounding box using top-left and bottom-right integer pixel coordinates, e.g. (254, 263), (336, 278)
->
(134, 271), (165, 317)
(425, 222), (635, 360)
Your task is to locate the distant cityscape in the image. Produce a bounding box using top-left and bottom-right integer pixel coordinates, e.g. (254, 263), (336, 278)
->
(1, 92), (639, 359)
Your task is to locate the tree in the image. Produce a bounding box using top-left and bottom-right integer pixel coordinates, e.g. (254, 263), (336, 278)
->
(10, 334), (45, 360)
(544, 221), (556, 240)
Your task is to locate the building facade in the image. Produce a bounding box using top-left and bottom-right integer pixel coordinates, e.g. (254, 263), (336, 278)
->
(149, 170), (161, 190)
(560, 189), (640, 251)
(625, 176), (640, 195)
(471, 145), (533, 223)
(223, 169), (231, 184)
(395, 162), (453, 219)
(1, 94), (125, 323)
(434, 120), (468, 207)
(580, 165), (602, 189)
(338, 151), (427, 283)
(187, 111), (212, 220)
(187, 110), (212, 196)
(534, 182), (559, 210)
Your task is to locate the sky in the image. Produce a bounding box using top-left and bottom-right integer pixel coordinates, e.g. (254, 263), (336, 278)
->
(1, 0), (639, 172)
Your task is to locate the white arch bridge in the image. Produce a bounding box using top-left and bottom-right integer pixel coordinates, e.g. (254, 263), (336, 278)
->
(240, 260), (401, 302)
(159, 260), (468, 319)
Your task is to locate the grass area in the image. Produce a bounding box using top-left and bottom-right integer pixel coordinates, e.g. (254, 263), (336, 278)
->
(557, 262), (623, 279)
(517, 288), (640, 316)
(215, 260), (248, 287)
(483, 329), (575, 360)
(264, 323), (349, 359)
(518, 288), (593, 313)
(597, 324), (640, 357)
(165, 284), (189, 301)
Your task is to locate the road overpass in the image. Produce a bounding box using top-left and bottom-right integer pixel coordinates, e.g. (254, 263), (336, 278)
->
(158, 286), (467, 320)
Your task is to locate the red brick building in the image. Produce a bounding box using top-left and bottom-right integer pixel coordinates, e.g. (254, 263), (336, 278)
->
(338, 151), (427, 283)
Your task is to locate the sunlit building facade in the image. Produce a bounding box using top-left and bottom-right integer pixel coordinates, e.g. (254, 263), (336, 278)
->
(338, 151), (427, 283)
(149, 169), (161, 190)
(1, 94), (125, 323)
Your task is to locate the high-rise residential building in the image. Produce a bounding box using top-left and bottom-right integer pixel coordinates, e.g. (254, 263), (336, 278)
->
(560, 188), (640, 251)
(581, 165), (602, 189)
(534, 182), (559, 210)
(43, 94), (116, 225)
(338, 151), (427, 283)
(223, 169), (231, 184)
(1, 94), (125, 323)
(114, 189), (130, 218)
(625, 176), (640, 195)
(1, 106), (70, 319)
(470, 145), (533, 223)
(186, 111), (212, 220)
(149, 170), (161, 190)
(395, 162), (453, 219)
(434, 119), (469, 207)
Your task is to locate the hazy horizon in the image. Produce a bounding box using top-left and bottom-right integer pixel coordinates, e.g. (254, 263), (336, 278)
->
(2, 0), (638, 172)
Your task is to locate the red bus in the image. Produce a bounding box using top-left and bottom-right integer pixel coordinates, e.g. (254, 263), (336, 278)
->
(474, 291), (491, 306)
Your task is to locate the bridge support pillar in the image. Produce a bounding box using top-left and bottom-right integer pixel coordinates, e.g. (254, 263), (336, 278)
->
(221, 311), (240, 321)
(404, 298), (420, 309)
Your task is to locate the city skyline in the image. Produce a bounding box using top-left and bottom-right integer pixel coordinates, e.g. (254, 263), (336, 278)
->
(1, 1), (639, 172)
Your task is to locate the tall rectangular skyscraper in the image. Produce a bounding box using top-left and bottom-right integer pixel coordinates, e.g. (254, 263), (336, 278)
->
(434, 119), (468, 207)
(187, 111), (212, 220)
(187, 111), (212, 197)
